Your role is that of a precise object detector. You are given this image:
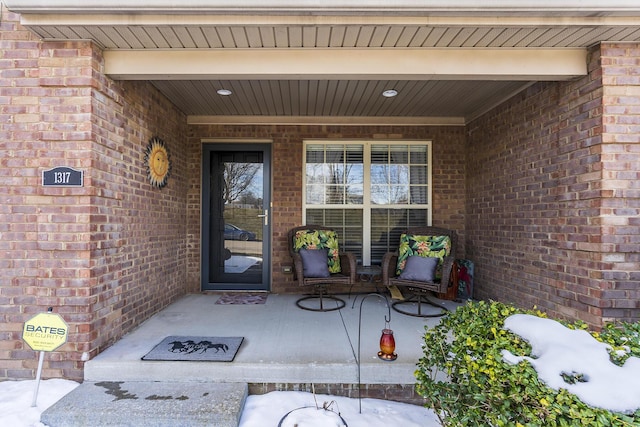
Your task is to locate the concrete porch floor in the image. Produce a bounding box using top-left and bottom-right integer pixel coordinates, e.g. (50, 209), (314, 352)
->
(85, 293), (460, 387)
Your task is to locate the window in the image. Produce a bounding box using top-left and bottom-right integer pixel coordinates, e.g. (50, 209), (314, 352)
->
(303, 141), (431, 265)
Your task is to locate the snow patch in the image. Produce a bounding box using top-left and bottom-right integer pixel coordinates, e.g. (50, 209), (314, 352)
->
(502, 314), (640, 413)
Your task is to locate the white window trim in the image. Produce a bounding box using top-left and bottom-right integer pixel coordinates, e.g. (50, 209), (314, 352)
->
(303, 139), (432, 265)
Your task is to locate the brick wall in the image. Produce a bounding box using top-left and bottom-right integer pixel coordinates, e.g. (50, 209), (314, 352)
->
(0, 10), (87, 379)
(249, 382), (425, 406)
(186, 125), (467, 293)
(467, 81), (563, 319)
(599, 43), (640, 322)
(1, 9), (188, 380)
(89, 74), (189, 354)
(467, 43), (640, 327)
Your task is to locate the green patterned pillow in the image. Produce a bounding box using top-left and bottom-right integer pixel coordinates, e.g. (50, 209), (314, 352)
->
(396, 234), (451, 279)
(293, 229), (341, 273)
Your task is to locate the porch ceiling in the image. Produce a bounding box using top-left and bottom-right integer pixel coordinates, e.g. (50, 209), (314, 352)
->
(6, 1), (640, 125)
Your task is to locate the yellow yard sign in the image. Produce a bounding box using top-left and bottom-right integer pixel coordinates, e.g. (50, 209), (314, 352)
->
(22, 312), (68, 352)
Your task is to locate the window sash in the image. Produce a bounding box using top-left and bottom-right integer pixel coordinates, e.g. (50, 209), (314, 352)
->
(303, 141), (431, 265)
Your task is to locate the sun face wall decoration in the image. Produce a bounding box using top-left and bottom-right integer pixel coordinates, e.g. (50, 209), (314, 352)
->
(144, 136), (171, 188)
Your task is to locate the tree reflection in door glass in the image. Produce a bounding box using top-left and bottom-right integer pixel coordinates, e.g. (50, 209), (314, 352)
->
(223, 161), (263, 275)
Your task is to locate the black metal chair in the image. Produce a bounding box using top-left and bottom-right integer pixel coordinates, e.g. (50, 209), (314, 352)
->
(382, 226), (457, 317)
(288, 225), (356, 311)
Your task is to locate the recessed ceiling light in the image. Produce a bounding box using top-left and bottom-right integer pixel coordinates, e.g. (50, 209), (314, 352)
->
(217, 89), (232, 96)
(382, 89), (398, 98)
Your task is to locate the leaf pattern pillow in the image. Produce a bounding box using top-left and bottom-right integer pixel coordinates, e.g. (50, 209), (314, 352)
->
(396, 234), (452, 279)
(293, 229), (341, 273)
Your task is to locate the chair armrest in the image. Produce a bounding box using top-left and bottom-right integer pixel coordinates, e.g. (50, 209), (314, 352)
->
(291, 252), (305, 285)
(438, 255), (456, 293)
(339, 252), (357, 284)
(381, 252), (398, 287)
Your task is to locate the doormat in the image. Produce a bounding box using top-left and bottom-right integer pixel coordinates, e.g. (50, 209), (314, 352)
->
(142, 336), (243, 362)
(215, 293), (267, 305)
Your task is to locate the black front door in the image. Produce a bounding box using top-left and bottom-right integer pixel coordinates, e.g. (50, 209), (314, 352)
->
(202, 144), (271, 291)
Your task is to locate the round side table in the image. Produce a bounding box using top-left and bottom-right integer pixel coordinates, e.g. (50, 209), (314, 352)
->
(350, 265), (384, 307)
(357, 265), (382, 284)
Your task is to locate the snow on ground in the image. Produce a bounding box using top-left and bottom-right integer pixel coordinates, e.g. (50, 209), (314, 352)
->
(238, 390), (440, 427)
(0, 380), (439, 427)
(0, 379), (79, 427)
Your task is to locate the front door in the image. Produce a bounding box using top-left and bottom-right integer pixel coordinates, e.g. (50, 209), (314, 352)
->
(202, 144), (271, 291)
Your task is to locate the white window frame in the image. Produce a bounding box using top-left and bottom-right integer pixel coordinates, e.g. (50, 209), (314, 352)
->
(302, 139), (432, 265)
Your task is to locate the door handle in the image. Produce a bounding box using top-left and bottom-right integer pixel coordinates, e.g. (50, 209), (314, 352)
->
(257, 209), (268, 226)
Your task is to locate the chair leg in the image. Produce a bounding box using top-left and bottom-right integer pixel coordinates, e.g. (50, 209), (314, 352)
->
(296, 286), (346, 312)
(391, 293), (448, 318)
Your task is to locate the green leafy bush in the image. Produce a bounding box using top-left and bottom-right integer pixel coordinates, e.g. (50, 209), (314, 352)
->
(415, 300), (640, 426)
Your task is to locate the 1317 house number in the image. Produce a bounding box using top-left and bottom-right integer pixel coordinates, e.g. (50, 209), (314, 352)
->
(53, 171), (71, 184)
(42, 167), (83, 187)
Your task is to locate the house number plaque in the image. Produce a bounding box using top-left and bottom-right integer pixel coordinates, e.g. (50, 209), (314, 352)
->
(42, 167), (83, 187)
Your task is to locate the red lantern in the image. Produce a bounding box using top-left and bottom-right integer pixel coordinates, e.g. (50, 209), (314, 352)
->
(378, 328), (397, 361)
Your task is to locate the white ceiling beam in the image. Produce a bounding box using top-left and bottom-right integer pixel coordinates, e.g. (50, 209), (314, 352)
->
(104, 48), (587, 81)
(15, 13), (640, 27)
(187, 115), (466, 126)
(6, 0), (640, 16)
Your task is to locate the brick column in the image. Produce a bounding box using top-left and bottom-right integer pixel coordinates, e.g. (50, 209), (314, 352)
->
(1, 9), (95, 380)
(1, 9), (189, 381)
(466, 43), (640, 327)
(599, 42), (640, 323)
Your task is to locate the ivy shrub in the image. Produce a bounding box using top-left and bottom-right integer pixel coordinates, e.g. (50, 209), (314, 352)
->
(415, 300), (640, 426)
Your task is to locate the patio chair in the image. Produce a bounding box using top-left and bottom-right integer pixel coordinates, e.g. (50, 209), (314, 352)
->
(288, 225), (356, 311)
(382, 226), (457, 317)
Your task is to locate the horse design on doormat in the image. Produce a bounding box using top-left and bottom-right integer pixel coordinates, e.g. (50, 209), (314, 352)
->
(168, 340), (229, 354)
(142, 336), (243, 361)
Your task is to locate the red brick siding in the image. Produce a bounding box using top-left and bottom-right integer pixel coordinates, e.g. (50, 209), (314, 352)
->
(467, 81), (565, 319)
(1, 9), (188, 380)
(0, 10), (94, 380)
(186, 126), (467, 293)
(600, 43), (640, 322)
(249, 383), (425, 406)
(467, 43), (640, 327)
(89, 72), (188, 354)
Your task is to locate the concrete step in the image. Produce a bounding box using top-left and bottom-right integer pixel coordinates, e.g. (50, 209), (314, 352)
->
(40, 381), (248, 427)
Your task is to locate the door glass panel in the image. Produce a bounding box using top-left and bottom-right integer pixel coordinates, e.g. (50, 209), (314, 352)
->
(222, 159), (263, 280)
(207, 150), (268, 288)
